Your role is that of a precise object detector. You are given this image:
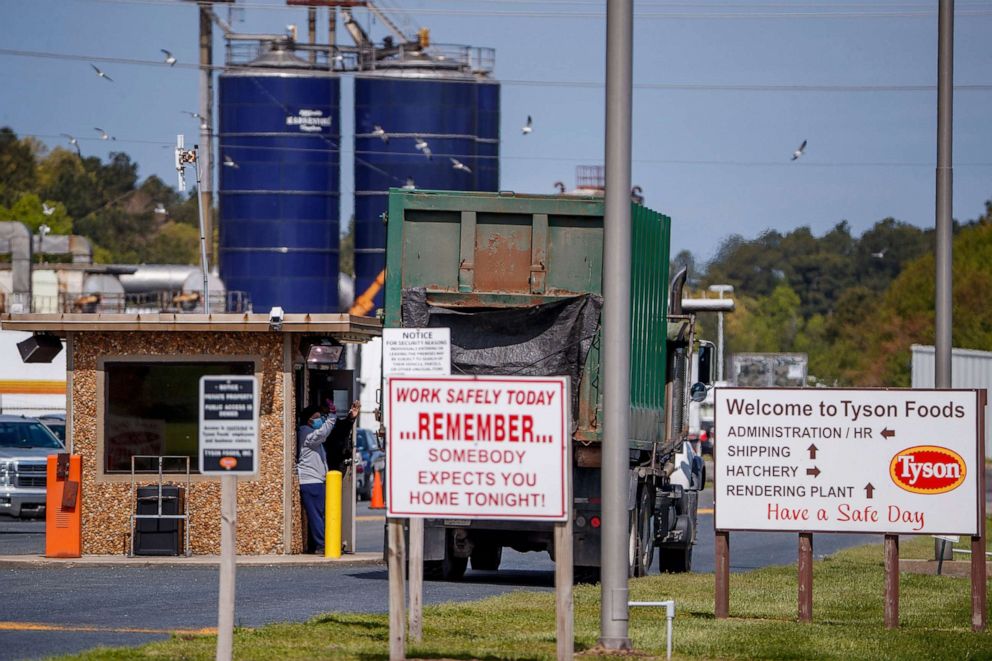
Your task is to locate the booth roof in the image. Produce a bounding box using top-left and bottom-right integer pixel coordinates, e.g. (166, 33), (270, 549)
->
(0, 313), (381, 340)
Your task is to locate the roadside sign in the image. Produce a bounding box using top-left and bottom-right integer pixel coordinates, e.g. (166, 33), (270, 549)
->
(383, 327), (450, 376)
(714, 388), (981, 535)
(198, 375), (259, 475)
(386, 375), (569, 520)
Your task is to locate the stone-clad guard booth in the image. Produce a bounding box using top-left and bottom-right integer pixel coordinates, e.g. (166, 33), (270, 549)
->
(0, 312), (380, 556)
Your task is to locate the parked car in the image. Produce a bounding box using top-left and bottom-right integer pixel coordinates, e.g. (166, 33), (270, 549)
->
(354, 428), (385, 501)
(37, 413), (66, 443)
(0, 415), (66, 518)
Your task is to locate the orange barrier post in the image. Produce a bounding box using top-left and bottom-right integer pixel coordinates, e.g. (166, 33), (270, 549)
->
(46, 453), (82, 558)
(370, 469), (385, 510)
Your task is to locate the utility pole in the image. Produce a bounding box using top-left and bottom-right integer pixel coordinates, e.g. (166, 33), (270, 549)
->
(935, 0), (953, 390)
(600, 0), (633, 651)
(308, 6), (317, 65)
(199, 3), (214, 266)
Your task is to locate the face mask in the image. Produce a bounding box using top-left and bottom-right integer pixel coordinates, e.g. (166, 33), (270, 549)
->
(311, 417), (324, 430)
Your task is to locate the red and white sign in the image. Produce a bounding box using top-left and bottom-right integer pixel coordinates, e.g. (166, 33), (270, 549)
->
(714, 388), (983, 535)
(386, 375), (569, 521)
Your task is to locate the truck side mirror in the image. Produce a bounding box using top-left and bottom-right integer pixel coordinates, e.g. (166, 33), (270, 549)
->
(697, 341), (715, 386)
(690, 382), (708, 403)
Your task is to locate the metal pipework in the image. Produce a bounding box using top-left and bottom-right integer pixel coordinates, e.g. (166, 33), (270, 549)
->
(600, 0), (633, 650)
(0, 221), (33, 299)
(680, 299), (734, 312)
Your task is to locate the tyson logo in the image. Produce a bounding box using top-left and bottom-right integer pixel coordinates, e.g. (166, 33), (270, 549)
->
(889, 446), (966, 494)
(219, 456), (238, 470)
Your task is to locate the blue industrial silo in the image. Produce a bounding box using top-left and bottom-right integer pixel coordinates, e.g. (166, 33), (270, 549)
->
(353, 54), (500, 310)
(219, 42), (341, 313)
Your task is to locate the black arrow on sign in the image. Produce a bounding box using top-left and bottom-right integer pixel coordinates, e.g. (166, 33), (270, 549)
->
(807, 443), (818, 460)
(806, 466), (820, 478)
(881, 428), (895, 439)
(865, 483), (875, 499)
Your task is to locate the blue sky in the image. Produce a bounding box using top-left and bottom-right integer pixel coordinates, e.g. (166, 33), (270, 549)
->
(1, 0), (990, 263)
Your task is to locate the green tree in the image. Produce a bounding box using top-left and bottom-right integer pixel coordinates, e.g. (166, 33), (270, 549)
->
(144, 222), (200, 264)
(0, 128), (38, 207)
(0, 193), (72, 235)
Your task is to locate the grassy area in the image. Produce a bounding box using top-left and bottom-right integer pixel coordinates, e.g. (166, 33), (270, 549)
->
(58, 532), (991, 661)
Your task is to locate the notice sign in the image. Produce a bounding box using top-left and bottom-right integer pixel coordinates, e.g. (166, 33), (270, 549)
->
(383, 328), (450, 376)
(714, 388), (982, 535)
(199, 375), (259, 475)
(387, 375), (568, 521)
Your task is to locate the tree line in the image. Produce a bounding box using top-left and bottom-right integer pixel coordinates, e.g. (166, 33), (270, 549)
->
(680, 199), (992, 386)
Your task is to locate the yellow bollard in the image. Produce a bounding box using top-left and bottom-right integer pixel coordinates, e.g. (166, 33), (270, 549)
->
(325, 470), (342, 558)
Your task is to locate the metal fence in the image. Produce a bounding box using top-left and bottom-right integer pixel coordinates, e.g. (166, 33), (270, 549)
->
(0, 291), (252, 315)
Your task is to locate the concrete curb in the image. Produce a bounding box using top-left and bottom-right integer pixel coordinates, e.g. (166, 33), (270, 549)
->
(0, 552), (384, 568)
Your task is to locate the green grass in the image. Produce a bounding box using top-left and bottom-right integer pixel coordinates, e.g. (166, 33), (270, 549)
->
(56, 531), (992, 661)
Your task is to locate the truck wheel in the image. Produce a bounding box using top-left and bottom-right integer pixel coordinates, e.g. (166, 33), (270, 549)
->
(635, 487), (654, 577)
(574, 566), (601, 584)
(470, 543), (502, 571)
(424, 531), (468, 580)
(658, 545), (692, 573)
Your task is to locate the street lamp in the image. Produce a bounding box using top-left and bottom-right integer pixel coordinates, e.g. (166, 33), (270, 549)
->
(708, 284), (734, 382)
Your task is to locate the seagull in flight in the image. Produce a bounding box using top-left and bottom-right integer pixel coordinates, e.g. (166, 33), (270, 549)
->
(403, 177), (416, 190)
(450, 158), (471, 174)
(94, 127), (115, 141)
(372, 125), (388, 143)
(791, 139), (807, 161)
(60, 133), (81, 155)
(522, 115), (533, 135)
(553, 181), (566, 194)
(42, 203), (56, 216)
(161, 49), (176, 66)
(414, 137), (431, 159)
(182, 110), (202, 120)
(871, 248), (887, 259)
(223, 154), (239, 169)
(90, 64), (114, 82)
(153, 202), (168, 215)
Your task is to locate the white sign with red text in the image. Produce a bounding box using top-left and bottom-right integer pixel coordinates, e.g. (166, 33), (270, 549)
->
(714, 388), (982, 535)
(386, 375), (569, 521)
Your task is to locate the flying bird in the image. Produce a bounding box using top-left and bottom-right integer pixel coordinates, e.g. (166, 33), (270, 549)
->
(791, 139), (807, 161)
(871, 248), (887, 259)
(161, 49), (176, 66)
(94, 127), (115, 141)
(414, 137), (431, 159)
(553, 181), (566, 194)
(630, 185), (644, 205)
(42, 203), (56, 216)
(182, 110), (202, 120)
(403, 177), (416, 190)
(223, 154), (239, 169)
(154, 202), (168, 215)
(450, 157), (471, 174)
(60, 133), (81, 155)
(90, 64), (114, 82)
(522, 115), (533, 135)
(372, 125), (388, 143)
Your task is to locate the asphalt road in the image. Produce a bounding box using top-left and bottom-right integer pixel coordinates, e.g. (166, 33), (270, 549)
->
(0, 494), (907, 661)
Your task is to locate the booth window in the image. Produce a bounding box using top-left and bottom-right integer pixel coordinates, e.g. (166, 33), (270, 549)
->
(103, 361), (254, 474)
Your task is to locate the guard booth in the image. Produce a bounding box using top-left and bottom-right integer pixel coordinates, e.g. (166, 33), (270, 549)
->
(0, 312), (380, 556)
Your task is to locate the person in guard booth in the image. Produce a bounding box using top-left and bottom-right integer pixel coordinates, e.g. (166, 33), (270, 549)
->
(297, 400), (361, 554)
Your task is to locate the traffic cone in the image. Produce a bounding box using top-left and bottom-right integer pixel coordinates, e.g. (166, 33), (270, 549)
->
(370, 468), (385, 509)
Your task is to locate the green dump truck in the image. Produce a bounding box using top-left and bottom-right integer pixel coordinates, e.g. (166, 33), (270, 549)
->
(382, 189), (711, 580)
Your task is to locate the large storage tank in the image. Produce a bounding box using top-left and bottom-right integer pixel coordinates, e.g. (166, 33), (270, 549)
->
(219, 42), (341, 313)
(353, 54), (499, 311)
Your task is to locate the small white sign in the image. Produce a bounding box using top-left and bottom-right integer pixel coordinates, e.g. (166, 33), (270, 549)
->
(386, 375), (569, 521)
(198, 375), (259, 476)
(383, 327), (451, 376)
(714, 388), (981, 535)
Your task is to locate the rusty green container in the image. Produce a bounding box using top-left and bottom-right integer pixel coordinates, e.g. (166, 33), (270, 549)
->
(385, 189), (671, 445)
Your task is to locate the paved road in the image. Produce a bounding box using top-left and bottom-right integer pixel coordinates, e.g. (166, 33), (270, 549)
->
(0, 493), (908, 661)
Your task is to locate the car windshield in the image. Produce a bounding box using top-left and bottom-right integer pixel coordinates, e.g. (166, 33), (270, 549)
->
(42, 422), (66, 442)
(0, 422), (64, 449)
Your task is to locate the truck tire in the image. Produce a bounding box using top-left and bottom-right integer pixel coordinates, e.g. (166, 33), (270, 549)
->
(658, 545), (692, 573)
(574, 566), (601, 584)
(424, 531), (468, 580)
(470, 543), (502, 571)
(635, 486), (654, 577)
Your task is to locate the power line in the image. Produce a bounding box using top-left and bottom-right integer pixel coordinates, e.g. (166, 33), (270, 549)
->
(67, 0), (992, 20)
(3, 47), (992, 93)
